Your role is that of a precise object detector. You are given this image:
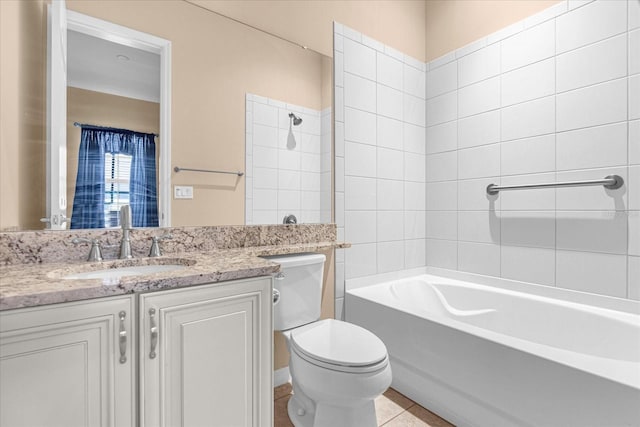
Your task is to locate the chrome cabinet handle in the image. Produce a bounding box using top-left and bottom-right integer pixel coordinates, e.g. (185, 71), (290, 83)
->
(149, 308), (158, 359)
(118, 311), (127, 364)
(273, 289), (281, 305)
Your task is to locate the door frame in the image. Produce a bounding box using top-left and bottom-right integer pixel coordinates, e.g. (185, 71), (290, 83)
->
(64, 9), (172, 227)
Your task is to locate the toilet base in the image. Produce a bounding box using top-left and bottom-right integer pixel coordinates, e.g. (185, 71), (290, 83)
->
(287, 385), (378, 427)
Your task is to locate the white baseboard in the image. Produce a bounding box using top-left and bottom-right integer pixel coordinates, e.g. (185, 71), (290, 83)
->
(274, 366), (291, 387)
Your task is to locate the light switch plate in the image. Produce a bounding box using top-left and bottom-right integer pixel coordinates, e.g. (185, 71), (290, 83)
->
(174, 185), (193, 199)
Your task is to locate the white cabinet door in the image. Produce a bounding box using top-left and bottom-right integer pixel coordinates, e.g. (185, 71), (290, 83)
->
(0, 296), (135, 427)
(140, 276), (272, 427)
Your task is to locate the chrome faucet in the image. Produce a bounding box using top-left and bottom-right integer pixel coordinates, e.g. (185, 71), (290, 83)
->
(148, 233), (172, 257)
(119, 205), (133, 259)
(72, 237), (103, 262)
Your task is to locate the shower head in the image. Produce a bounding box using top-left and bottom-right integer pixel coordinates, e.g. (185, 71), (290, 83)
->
(289, 112), (303, 126)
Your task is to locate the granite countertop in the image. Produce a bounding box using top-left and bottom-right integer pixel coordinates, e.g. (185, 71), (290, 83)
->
(0, 241), (349, 311)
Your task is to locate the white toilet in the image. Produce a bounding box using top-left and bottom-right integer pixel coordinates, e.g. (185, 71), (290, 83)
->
(266, 253), (392, 427)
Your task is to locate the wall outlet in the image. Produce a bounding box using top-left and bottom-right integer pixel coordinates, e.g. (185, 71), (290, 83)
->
(174, 185), (193, 199)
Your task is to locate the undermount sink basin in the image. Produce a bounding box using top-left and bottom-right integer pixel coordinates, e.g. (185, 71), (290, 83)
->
(62, 264), (188, 280)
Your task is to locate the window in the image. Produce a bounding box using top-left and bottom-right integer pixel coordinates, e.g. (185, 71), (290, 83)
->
(104, 153), (132, 228)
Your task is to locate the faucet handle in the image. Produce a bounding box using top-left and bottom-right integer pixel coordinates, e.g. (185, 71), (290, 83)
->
(72, 237), (104, 262)
(119, 205), (132, 229)
(148, 233), (172, 257)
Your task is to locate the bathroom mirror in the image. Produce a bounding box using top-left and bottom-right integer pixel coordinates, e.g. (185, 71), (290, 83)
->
(0, 0), (332, 231)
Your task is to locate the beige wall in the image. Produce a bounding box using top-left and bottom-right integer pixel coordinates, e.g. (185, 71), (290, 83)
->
(66, 0), (326, 228)
(191, 0), (427, 61)
(0, 0), (47, 231)
(66, 87), (160, 221)
(425, 0), (562, 61)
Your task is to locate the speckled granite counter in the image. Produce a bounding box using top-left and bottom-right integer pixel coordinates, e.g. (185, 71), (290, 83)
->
(0, 224), (349, 310)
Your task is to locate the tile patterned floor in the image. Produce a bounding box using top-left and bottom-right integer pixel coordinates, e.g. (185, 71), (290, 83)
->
(274, 384), (455, 427)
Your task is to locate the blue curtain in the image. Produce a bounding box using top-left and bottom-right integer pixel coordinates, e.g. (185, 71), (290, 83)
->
(129, 132), (159, 227)
(70, 126), (158, 228)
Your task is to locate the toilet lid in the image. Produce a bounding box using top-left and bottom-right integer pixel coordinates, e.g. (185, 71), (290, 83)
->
(290, 319), (388, 368)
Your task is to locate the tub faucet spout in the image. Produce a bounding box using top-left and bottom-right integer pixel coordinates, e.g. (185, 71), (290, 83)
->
(119, 205), (133, 259)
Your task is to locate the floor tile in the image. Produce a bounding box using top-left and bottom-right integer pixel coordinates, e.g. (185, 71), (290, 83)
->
(273, 385), (455, 427)
(383, 404), (455, 427)
(274, 394), (294, 427)
(375, 388), (416, 425)
(274, 383), (293, 400)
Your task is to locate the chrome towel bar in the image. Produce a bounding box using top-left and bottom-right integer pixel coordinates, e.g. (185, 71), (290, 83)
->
(173, 166), (244, 176)
(486, 175), (623, 195)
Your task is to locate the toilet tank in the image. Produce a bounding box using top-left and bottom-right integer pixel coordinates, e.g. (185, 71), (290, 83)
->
(264, 253), (326, 331)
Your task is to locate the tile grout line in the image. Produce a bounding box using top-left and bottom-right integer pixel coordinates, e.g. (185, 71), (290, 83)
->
(379, 403), (418, 427)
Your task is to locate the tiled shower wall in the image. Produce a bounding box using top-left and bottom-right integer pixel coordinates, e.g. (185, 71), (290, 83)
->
(334, 24), (427, 317)
(425, 0), (639, 299)
(336, 0), (640, 313)
(245, 94), (331, 225)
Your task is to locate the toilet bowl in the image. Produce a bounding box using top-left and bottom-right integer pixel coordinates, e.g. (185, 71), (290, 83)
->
(283, 319), (392, 427)
(264, 253), (392, 427)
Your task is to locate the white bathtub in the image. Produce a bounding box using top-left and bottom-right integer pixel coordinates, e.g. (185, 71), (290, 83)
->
(346, 274), (640, 427)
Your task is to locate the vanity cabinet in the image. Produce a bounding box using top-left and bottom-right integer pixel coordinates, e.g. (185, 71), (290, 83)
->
(0, 275), (273, 427)
(139, 276), (273, 427)
(0, 295), (136, 427)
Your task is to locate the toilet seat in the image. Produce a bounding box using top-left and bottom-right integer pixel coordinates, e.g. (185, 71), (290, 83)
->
(289, 319), (389, 373)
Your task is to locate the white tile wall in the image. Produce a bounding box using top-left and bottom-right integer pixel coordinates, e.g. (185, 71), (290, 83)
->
(337, 1), (636, 305)
(629, 256), (640, 300)
(501, 246), (556, 286)
(426, 92), (457, 126)
(501, 134), (555, 176)
(501, 19), (555, 72)
(500, 211), (555, 248)
(404, 123), (427, 154)
(556, 122), (627, 170)
(405, 239), (427, 268)
(458, 241), (501, 276)
(377, 116), (403, 150)
(345, 108), (376, 145)
(377, 84), (403, 120)
(501, 96), (556, 141)
(377, 52), (403, 91)
(377, 179), (404, 210)
(336, 24), (426, 296)
(556, 33), (627, 93)
(426, 238), (458, 270)
(427, 151), (457, 182)
(426, 60), (457, 98)
(457, 110), (501, 149)
(344, 73), (376, 113)
(457, 42), (501, 87)
(343, 38), (376, 80)
(458, 144), (501, 179)
(501, 58), (555, 106)
(555, 250), (627, 297)
(458, 211), (500, 243)
(457, 77), (501, 118)
(556, 78), (627, 131)
(555, 0), (627, 54)
(426, 121), (457, 153)
(246, 94), (329, 225)
(423, 0), (637, 300)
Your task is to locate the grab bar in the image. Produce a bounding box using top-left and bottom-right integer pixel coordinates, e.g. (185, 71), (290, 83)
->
(486, 175), (623, 195)
(173, 166), (244, 177)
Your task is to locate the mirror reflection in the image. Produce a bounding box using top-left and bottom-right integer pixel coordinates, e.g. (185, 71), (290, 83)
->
(0, 0), (332, 231)
(245, 94), (332, 225)
(67, 30), (161, 229)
